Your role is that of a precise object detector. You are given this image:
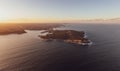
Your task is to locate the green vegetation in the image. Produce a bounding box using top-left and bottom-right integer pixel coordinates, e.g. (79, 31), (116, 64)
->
(40, 30), (91, 45)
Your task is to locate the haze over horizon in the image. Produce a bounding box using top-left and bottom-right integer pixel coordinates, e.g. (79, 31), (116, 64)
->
(0, 0), (120, 23)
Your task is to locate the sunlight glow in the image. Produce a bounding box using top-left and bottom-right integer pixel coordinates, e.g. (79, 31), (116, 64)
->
(0, 0), (120, 23)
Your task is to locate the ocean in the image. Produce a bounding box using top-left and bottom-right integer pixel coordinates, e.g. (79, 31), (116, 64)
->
(0, 24), (120, 71)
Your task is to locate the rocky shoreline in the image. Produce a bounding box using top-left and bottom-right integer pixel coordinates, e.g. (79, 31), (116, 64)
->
(39, 30), (92, 45)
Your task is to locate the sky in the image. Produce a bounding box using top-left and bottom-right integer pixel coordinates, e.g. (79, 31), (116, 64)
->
(0, 0), (120, 23)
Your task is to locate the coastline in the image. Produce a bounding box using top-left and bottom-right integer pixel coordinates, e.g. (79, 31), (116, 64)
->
(39, 30), (92, 46)
(0, 24), (62, 35)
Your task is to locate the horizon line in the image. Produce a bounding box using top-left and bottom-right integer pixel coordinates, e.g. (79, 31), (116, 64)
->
(0, 18), (120, 24)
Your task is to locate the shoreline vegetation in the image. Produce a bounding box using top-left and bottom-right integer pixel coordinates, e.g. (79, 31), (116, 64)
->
(39, 30), (92, 45)
(0, 23), (61, 35)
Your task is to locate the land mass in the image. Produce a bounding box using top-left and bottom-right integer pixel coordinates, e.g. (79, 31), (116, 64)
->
(39, 30), (92, 45)
(0, 23), (61, 35)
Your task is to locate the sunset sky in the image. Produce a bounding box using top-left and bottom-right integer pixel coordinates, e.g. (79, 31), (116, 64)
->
(0, 0), (120, 23)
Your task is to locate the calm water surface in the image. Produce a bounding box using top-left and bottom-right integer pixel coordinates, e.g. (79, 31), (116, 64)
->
(0, 24), (120, 71)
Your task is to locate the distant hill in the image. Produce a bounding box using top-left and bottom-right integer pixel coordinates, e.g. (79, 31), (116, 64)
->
(0, 24), (61, 35)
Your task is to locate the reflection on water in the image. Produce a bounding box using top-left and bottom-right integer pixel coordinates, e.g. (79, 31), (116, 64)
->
(0, 24), (120, 71)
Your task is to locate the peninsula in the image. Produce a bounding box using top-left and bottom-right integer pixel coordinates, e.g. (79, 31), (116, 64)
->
(0, 24), (61, 35)
(39, 30), (92, 45)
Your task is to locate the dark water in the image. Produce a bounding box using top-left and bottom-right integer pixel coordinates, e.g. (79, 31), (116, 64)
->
(0, 24), (120, 71)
